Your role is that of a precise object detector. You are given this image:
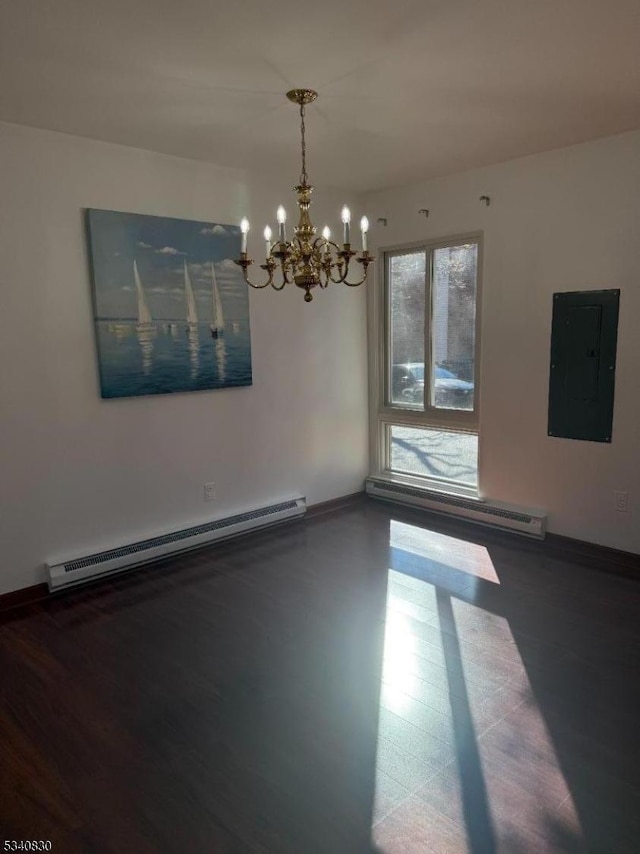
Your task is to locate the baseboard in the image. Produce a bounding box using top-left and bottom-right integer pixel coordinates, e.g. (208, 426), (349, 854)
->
(0, 582), (49, 615)
(306, 491), (366, 519)
(544, 533), (640, 580)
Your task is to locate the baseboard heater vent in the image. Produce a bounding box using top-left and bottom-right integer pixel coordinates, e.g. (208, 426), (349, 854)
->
(366, 478), (545, 539)
(46, 497), (306, 592)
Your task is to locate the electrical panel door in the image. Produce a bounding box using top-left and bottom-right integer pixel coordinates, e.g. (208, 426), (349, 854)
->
(548, 289), (620, 442)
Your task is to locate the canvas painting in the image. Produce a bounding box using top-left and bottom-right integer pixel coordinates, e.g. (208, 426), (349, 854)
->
(86, 209), (252, 399)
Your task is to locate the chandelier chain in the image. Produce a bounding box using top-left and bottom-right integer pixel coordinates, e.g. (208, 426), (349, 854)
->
(299, 103), (308, 186)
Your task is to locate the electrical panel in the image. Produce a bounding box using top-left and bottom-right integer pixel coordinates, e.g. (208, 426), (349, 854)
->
(548, 289), (620, 442)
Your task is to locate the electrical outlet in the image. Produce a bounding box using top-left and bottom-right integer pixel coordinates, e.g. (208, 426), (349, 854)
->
(615, 490), (628, 513)
(204, 482), (216, 502)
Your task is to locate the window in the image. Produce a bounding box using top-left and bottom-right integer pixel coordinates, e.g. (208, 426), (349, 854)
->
(371, 235), (481, 494)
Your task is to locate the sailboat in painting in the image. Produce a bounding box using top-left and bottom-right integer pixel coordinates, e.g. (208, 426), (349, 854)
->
(134, 260), (153, 331)
(184, 259), (198, 326)
(210, 261), (225, 337)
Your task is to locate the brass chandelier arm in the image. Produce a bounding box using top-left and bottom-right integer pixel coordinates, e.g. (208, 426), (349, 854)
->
(315, 238), (346, 284)
(318, 265), (331, 288)
(278, 257), (294, 285)
(313, 236), (338, 286)
(270, 245), (295, 286)
(234, 255), (275, 289)
(343, 254), (375, 287)
(327, 250), (375, 287)
(328, 250), (356, 284)
(342, 272), (369, 288)
(234, 254), (298, 292)
(269, 281), (287, 291)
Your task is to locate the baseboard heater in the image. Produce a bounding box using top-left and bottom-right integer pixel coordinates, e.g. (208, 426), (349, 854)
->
(46, 497), (306, 592)
(366, 478), (545, 539)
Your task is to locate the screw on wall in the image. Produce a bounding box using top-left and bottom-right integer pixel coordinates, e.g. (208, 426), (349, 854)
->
(376, 217), (388, 226)
(479, 195), (491, 206)
(418, 209), (429, 218)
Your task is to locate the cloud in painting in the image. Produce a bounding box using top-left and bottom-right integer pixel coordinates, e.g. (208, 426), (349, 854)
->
(200, 225), (228, 236)
(155, 246), (185, 256)
(137, 241), (152, 249)
(189, 262), (213, 275)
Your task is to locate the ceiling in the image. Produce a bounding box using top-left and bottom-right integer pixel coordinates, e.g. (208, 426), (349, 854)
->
(1, 0), (639, 192)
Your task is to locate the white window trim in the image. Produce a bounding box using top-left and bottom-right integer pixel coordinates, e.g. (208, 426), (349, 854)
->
(367, 231), (483, 488)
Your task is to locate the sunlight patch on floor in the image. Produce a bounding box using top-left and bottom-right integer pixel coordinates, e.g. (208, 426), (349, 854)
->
(372, 556), (582, 853)
(390, 519), (500, 583)
(380, 607), (421, 712)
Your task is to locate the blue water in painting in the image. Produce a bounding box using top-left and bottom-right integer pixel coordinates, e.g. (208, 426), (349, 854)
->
(95, 320), (252, 398)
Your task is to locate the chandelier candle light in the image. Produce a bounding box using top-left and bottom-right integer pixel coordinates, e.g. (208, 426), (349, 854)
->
(235, 89), (374, 302)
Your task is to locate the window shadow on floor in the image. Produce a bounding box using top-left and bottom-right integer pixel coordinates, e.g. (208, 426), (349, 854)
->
(436, 588), (497, 854)
(375, 502), (640, 853)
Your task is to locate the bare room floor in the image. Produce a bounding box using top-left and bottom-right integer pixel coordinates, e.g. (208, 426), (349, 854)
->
(1, 499), (639, 853)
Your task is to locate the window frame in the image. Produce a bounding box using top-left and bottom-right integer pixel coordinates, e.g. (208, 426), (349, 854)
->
(368, 232), (483, 485)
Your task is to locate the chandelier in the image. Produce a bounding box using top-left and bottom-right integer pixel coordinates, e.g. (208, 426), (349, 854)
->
(234, 89), (374, 302)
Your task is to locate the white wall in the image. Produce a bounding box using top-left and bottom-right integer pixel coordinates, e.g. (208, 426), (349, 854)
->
(0, 122), (369, 595)
(364, 130), (640, 554)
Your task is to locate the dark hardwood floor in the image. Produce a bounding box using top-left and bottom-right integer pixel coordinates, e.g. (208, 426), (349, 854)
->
(1, 498), (639, 853)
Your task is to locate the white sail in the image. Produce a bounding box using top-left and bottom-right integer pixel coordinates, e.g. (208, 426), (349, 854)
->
(134, 260), (152, 325)
(211, 261), (224, 332)
(184, 259), (198, 324)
